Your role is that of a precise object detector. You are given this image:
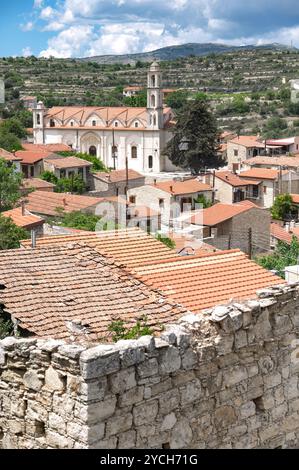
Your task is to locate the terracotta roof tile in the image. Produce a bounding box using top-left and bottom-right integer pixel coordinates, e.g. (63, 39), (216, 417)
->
(24, 191), (105, 216)
(131, 250), (284, 313)
(22, 143), (72, 152)
(270, 223), (293, 244)
(229, 135), (265, 148)
(94, 169), (144, 183)
(21, 227), (177, 268)
(15, 150), (55, 164)
(216, 171), (261, 187)
(245, 156), (299, 168)
(45, 156), (92, 169)
(0, 244), (187, 340)
(190, 201), (260, 226)
(2, 207), (44, 230)
(153, 179), (212, 195)
(0, 148), (22, 162)
(239, 168), (287, 180)
(22, 178), (55, 191)
(291, 194), (299, 204)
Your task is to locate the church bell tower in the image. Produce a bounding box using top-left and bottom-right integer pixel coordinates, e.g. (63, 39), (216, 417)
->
(147, 61), (163, 129)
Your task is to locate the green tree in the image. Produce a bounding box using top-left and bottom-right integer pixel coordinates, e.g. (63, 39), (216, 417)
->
(257, 236), (299, 278)
(0, 118), (27, 139)
(57, 152), (108, 173)
(40, 171), (58, 185)
(0, 129), (22, 152)
(271, 194), (295, 220)
(108, 316), (153, 342)
(163, 97), (224, 174)
(0, 214), (28, 250)
(165, 90), (189, 110)
(55, 175), (87, 194)
(0, 159), (22, 211)
(59, 211), (102, 231)
(194, 194), (213, 208)
(155, 233), (176, 249)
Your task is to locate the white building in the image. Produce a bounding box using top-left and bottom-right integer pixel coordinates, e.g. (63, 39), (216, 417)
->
(32, 62), (177, 173)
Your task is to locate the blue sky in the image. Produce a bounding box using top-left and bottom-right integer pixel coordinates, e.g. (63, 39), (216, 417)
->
(1, 1), (299, 58)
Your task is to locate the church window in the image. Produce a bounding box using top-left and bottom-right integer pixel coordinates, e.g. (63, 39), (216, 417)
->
(50, 119), (55, 127)
(70, 121), (74, 127)
(151, 75), (156, 87)
(92, 120), (96, 127)
(151, 95), (156, 107)
(135, 122), (139, 128)
(153, 115), (157, 126)
(129, 195), (136, 204)
(114, 121), (119, 127)
(131, 146), (137, 159)
(37, 114), (41, 125)
(148, 155), (153, 169)
(89, 145), (97, 156)
(112, 145), (118, 158)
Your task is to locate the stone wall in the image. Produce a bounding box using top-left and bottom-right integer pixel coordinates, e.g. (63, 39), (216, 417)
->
(0, 284), (298, 449)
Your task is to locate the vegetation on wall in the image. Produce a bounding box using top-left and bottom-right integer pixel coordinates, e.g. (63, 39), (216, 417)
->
(40, 171), (87, 194)
(108, 316), (153, 342)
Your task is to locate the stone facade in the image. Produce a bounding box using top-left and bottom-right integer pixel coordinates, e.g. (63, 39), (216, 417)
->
(0, 284), (298, 449)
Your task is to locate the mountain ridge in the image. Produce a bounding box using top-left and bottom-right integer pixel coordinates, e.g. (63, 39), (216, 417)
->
(80, 42), (297, 64)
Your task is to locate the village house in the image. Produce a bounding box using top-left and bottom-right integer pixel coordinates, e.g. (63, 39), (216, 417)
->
(43, 156), (92, 184)
(32, 63), (178, 173)
(243, 155), (299, 172)
(227, 135), (265, 171)
(21, 178), (55, 193)
(20, 95), (37, 110)
(189, 200), (270, 255)
(210, 171), (261, 204)
(238, 168), (299, 208)
(123, 86), (143, 97)
(128, 178), (213, 226)
(264, 137), (299, 155)
(91, 169), (146, 196)
(15, 149), (58, 178)
(0, 148), (22, 172)
(2, 206), (45, 234)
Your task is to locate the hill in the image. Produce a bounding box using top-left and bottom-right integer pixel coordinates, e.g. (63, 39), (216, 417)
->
(81, 42), (297, 65)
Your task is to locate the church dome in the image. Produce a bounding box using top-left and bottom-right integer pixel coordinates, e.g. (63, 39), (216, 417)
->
(150, 61), (160, 71)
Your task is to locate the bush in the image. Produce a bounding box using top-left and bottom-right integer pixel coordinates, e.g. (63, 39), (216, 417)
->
(108, 316), (153, 342)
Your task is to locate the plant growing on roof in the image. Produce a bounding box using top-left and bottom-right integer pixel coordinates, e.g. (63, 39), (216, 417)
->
(108, 316), (153, 343)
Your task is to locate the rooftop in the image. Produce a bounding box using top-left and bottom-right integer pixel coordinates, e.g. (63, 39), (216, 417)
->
(94, 169), (144, 183)
(22, 178), (55, 191)
(22, 143), (72, 152)
(15, 150), (55, 165)
(0, 244), (186, 340)
(270, 223), (293, 244)
(190, 201), (259, 226)
(132, 250), (284, 313)
(215, 171), (261, 187)
(229, 135), (265, 148)
(21, 227), (177, 268)
(24, 191), (105, 216)
(152, 179), (212, 195)
(245, 156), (299, 168)
(239, 168), (286, 180)
(45, 156), (92, 169)
(0, 148), (22, 162)
(2, 207), (44, 230)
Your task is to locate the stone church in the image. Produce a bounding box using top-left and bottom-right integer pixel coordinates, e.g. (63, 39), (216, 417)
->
(32, 62), (177, 173)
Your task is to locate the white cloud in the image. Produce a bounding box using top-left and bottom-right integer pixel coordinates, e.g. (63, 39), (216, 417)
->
(34, 0), (44, 8)
(21, 21), (34, 32)
(39, 25), (94, 58)
(22, 47), (33, 57)
(40, 6), (55, 20)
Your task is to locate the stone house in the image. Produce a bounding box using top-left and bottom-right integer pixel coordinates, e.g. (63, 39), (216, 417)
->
(243, 155), (299, 171)
(128, 178), (213, 226)
(43, 156), (92, 184)
(91, 169), (146, 196)
(208, 171), (261, 205)
(15, 149), (57, 178)
(238, 168), (299, 208)
(190, 201), (271, 254)
(227, 135), (265, 171)
(0, 148), (22, 173)
(21, 178), (55, 193)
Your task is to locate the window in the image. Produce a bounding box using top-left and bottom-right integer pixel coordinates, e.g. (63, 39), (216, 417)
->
(129, 195), (136, 204)
(60, 169), (66, 178)
(89, 145), (97, 156)
(263, 186), (267, 194)
(78, 168), (83, 178)
(30, 166), (34, 177)
(153, 115), (157, 126)
(68, 171), (75, 179)
(92, 120), (96, 127)
(134, 122), (139, 128)
(234, 149), (238, 157)
(37, 114), (41, 125)
(151, 95), (156, 107)
(70, 121), (74, 127)
(148, 155), (153, 169)
(252, 185), (259, 198)
(131, 146), (137, 159)
(50, 119), (55, 127)
(112, 145), (118, 157)
(151, 75), (156, 87)
(159, 198), (165, 209)
(114, 121), (118, 127)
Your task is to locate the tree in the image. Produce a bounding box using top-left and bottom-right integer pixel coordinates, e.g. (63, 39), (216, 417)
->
(0, 118), (27, 139)
(0, 159), (22, 211)
(155, 233), (176, 249)
(56, 175), (87, 194)
(0, 214), (28, 250)
(257, 236), (299, 278)
(0, 129), (22, 152)
(163, 97), (225, 174)
(194, 194), (213, 208)
(40, 171), (58, 185)
(271, 194), (296, 221)
(56, 152), (108, 173)
(58, 211), (102, 231)
(165, 90), (189, 110)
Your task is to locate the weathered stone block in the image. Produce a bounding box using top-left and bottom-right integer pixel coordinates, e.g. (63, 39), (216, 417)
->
(170, 418), (193, 448)
(118, 430), (137, 449)
(240, 401), (256, 419)
(180, 380), (202, 406)
(118, 386), (144, 408)
(224, 365), (247, 387)
(80, 346), (120, 379)
(115, 340), (145, 367)
(23, 370), (43, 391)
(80, 377), (107, 402)
(105, 412), (133, 436)
(161, 412), (177, 431)
(133, 400), (158, 426)
(214, 405), (237, 428)
(137, 358), (158, 378)
(45, 367), (65, 391)
(159, 346), (181, 375)
(108, 367), (136, 394)
(159, 389), (180, 415)
(87, 397), (117, 424)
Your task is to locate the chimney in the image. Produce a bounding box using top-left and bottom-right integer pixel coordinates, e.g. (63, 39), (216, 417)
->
(170, 185), (173, 192)
(63, 197), (67, 207)
(31, 229), (37, 249)
(21, 201), (25, 216)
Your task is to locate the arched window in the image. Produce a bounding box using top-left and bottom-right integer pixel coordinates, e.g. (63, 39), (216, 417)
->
(37, 114), (41, 125)
(134, 122), (139, 128)
(89, 145), (97, 156)
(114, 121), (118, 127)
(92, 120), (96, 127)
(153, 115), (157, 126)
(70, 121), (74, 127)
(112, 145), (118, 157)
(151, 75), (156, 87)
(151, 95), (156, 107)
(148, 155), (153, 169)
(131, 146), (137, 159)
(50, 119), (55, 127)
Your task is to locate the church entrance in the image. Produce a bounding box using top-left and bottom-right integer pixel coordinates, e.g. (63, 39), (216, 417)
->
(89, 145), (97, 156)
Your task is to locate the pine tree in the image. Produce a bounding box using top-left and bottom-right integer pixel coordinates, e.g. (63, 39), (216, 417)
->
(163, 97), (225, 174)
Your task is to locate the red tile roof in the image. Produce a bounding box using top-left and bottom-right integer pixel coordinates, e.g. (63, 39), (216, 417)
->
(131, 250), (284, 313)
(270, 223), (293, 244)
(239, 168), (286, 180)
(216, 171), (261, 187)
(22, 143), (72, 152)
(2, 207), (44, 230)
(0, 148), (22, 162)
(153, 179), (212, 195)
(291, 194), (299, 204)
(25, 191), (105, 216)
(45, 156), (92, 169)
(190, 201), (259, 226)
(0, 244), (186, 340)
(229, 135), (265, 148)
(22, 178), (55, 191)
(15, 150), (54, 164)
(21, 227), (177, 268)
(245, 156), (299, 168)
(94, 169), (144, 183)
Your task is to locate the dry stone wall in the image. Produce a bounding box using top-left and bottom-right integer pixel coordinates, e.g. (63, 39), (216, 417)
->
(0, 284), (299, 449)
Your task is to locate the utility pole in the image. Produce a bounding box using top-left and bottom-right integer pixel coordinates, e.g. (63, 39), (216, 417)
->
(248, 227), (253, 259)
(112, 128), (116, 170)
(228, 233), (232, 250)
